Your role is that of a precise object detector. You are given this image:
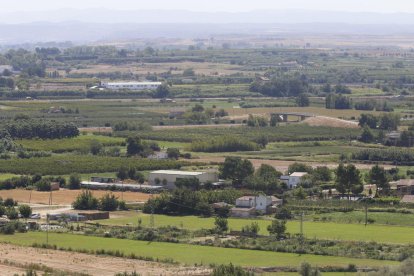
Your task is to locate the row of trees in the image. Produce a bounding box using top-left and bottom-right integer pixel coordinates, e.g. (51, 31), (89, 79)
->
(0, 174), (80, 191)
(190, 136), (260, 153)
(5, 120), (79, 139)
(325, 94), (352, 109)
(143, 188), (242, 216)
(72, 190), (127, 211)
(335, 163), (391, 198)
(219, 158), (333, 194)
(249, 77), (311, 97)
(3, 49), (46, 77)
(359, 113), (401, 130)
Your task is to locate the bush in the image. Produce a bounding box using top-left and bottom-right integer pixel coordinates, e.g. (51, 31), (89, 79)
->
(99, 193), (119, 211)
(72, 190), (99, 210)
(68, 174), (81, 190)
(275, 207), (293, 220)
(212, 263), (254, 276)
(18, 204), (32, 218)
(6, 207), (18, 220)
(35, 180), (51, 191)
(4, 198), (16, 207)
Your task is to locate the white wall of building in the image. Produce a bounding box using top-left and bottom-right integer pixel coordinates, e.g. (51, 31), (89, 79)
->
(148, 170), (218, 189)
(102, 82), (161, 91)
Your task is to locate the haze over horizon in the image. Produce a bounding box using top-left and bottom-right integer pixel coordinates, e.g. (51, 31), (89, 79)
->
(2, 1), (414, 44)
(2, 0), (414, 13)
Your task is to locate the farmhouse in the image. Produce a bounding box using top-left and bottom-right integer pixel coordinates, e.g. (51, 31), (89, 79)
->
(280, 172), (308, 189)
(390, 179), (414, 196)
(101, 81), (161, 91)
(230, 195), (282, 217)
(148, 170), (219, 189)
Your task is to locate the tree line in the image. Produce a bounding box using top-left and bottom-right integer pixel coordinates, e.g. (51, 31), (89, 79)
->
(5, 119), (79, 139)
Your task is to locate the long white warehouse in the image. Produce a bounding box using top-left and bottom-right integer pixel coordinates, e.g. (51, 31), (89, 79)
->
(148, 170), (219, 189)
(101, 81), (162, 91)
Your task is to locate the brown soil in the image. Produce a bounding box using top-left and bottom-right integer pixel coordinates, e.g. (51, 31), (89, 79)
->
(0, 190), (152, 205)
(0, 243), (210, 276)
(302, 116), (360, 129)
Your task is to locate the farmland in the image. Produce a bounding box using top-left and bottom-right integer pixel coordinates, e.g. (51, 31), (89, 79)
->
(97, 212), (414, 244)
(2, 20), (414, 276)
(0, 232), (397, 268)
(0, 190), (152, 205)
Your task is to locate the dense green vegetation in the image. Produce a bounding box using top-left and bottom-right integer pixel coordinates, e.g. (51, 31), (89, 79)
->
(124, 125), (361, 143)
(5, 119), (79, 139)
(0, 155), (183, 175)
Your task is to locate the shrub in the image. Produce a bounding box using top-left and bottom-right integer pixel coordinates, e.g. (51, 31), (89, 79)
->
(72, 190), (99, 210)
(99, 193), (119, 211)
(18, 204), (32, 218)
(68, 174), (81, 190)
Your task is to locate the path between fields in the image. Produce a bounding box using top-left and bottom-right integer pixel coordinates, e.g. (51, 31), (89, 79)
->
(191, 157), (394, 171)
(0, 243), (210, 276)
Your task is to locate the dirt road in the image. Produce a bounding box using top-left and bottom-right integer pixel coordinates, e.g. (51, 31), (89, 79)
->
(0, 243), (210, 276)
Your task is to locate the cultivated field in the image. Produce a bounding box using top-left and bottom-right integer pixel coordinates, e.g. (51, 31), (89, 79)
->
(0, 189), (152, 205)
(0, 233), (397, 269)
(98, 212), (414, 244)
(0, 243), (208, 275)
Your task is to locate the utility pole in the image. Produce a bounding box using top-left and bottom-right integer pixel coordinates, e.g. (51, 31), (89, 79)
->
(365, 204), (368, 226)
(149, 194), (154, 228)
(46, 213), (49, 246)
(300, 212), (304, 236)
(121, 181), (124, 201)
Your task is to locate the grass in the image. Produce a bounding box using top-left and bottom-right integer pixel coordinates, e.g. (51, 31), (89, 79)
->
(0, 232), (397, 268)
(98, 212), (414, 244)
(0, 155), (183, 175)
(0, 174), (20, 181)
(17, 135), (125, 152)
(309, 211), (414, 227)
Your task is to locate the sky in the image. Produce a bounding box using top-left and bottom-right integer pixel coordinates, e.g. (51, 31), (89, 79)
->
(2, 0), (414, 13)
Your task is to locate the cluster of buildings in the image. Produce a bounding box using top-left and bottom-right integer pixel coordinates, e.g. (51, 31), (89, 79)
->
(80, 169), (313, 218)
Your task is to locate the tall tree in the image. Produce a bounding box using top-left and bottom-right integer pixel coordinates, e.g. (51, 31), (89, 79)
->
(335, 164), (362, 199)
(368, 165), (389, 197)
(219, 157), (254, 185)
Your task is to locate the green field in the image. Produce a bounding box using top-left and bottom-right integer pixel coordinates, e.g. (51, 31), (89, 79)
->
(0, 155), (183, 175)
(309, 211), (414, 227)
(0, 173), (20, 181)
(17, 135), (125, 152)
(98, 212), (414, 244)
(0, 232), (397, 268)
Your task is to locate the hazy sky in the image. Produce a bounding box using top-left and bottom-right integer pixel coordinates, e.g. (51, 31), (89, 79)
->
(2, 0), (414, 13)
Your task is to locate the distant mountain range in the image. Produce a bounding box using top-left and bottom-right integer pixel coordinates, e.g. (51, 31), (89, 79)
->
(1, 9), (414, 44)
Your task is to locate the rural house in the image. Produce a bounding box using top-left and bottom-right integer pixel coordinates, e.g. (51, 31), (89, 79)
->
(390, 179), (414, 196)
(230, 195), (282, 217)
(280, 172), (308, 189)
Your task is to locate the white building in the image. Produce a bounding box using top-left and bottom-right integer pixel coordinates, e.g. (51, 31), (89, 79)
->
(148, 170), (219, 189)
(231, 195), (282, 217)
(101, 81), (162, 91)
(280, 172), (308, 189)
